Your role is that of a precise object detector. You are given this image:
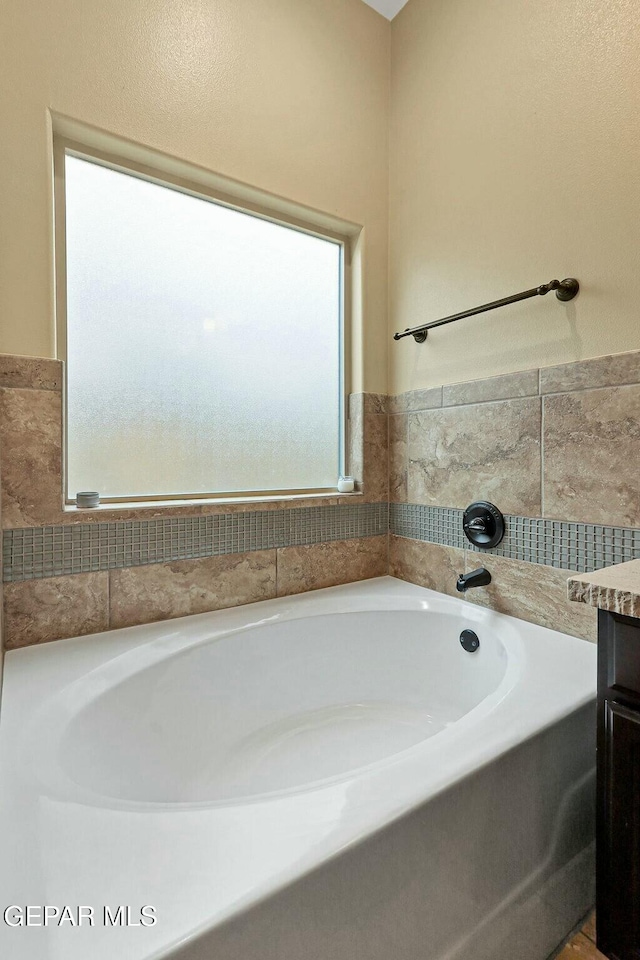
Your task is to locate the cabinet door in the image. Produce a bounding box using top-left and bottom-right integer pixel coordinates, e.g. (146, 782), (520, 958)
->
(598, 700), (640, 960)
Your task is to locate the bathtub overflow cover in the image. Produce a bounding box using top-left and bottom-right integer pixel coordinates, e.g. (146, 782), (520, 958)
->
(460, 629), (480, 653)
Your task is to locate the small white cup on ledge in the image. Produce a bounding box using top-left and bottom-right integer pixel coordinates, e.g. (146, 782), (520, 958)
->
(338, 476), (355, 493)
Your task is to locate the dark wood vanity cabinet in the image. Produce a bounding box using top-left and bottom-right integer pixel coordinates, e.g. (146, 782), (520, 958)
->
(597, 609), (640, 960)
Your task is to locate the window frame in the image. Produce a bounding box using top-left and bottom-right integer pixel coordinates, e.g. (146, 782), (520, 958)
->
(54, 137), (350, 505)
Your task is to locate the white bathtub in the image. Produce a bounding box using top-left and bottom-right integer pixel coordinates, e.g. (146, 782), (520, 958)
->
(0, 576), (596, 960)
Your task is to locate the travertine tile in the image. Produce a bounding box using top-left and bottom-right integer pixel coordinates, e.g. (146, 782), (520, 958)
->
(110, 551), (276, 628)
(442, 368), (539, 407)
(348, 395), (386, 498)
(389, 535), (464, 597)
(58, 495), (345, 525)
(388, 386), (442, 415)
(389, 414), (407, 503)
(3, 572), (109, 648)
(408, 397), (542, 515)
(362, 410), (388, 502)
(568, 559), (640, 617)
(0, 387), (63, 527)
(464, 553), (597, 642)
(348, 392), (387, 418)
(0, 354), (62, 391)
(363, 393), (387, 416)
(541, 349), (640, 395)
(276, 536), (387, 596)
(543, 384), (640, 525)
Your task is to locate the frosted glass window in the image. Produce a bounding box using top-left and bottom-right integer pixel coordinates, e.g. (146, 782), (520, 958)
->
(64, 155), (342, 500)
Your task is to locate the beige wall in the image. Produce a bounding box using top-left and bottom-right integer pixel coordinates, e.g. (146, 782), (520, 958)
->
(390, 0), (640, 394)
(4, 0), (640, 396)
(0, 0), (390, 394)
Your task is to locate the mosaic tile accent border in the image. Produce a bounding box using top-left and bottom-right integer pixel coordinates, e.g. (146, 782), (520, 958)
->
(3, 503), (389, 583)
(390, 503), (640, 574)
(389, 504), (466, 549)
(5, 500), (640, 583)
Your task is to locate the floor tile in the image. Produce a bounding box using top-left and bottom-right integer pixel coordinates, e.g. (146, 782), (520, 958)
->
(556, 931), (606, 960)
(582, 912), (596, 944)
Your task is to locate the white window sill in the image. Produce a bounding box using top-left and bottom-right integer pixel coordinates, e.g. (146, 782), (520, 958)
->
(64, 490), (362, 514)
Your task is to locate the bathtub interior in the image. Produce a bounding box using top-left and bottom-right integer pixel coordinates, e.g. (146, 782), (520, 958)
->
(42, 607), (509, 805)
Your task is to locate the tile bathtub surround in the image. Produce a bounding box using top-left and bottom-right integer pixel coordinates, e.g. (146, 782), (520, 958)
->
(394, 346), (640, 525)
(390, 504), (465, 550)
(463, 552), (597, 643)
(389, 413), (407, 503)
(348, 392), (389, 503)
(389, 535), (463, 597)
(0, 386), (63, 528)
(3, 572), (109, 649)
(407, 397), (542, 516)
(387, 386), (442, 416)
(387, 345), (640, 639)
(276, 535), (388, 597)
(3, 537), (389, 645)
(543, 384), (640, 526)
(0, 351), (389, 647)
(540, 350), (640, 395)
(109, 551), (277, 630)
(0, 354), (62, 391)
(392, 346), (640, 414)
(442, 367), (539, 407)
(2, 503), (389, 583)
(387, 502), (635, 640)
(8, 501), (637, 585)
(4, 345), (640, 648)
(390, 504), (640, 573)
(362, 410), (389, 502)
(388, 534), (597, 642)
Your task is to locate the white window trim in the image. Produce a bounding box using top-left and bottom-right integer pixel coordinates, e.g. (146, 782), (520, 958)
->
(53, 129), (355, 506)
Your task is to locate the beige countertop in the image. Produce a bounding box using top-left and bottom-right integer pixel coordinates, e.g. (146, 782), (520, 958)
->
(568, 559), (640, 618)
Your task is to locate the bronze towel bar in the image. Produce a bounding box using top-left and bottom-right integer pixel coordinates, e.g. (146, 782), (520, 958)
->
(393, 278), (579, 343)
